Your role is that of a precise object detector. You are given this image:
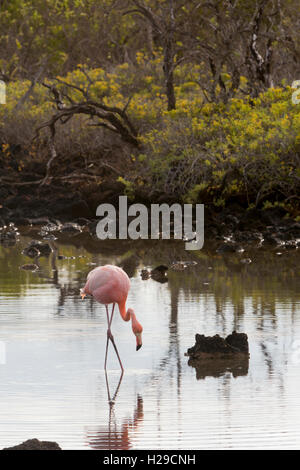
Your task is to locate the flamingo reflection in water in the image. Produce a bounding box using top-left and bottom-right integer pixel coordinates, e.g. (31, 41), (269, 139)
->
(86, 393), (144, 450)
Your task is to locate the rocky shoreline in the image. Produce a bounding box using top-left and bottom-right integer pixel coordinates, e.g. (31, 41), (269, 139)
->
(0, 179), (300, 251)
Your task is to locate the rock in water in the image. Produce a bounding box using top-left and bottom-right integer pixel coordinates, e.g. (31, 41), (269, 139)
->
(22, 246), (40, 258)
(60, 222), (82, 234)
(0, 223), (19, 246)
(20, 264), (39, 271)
(186, 331), (249, 379)
(186, 331), (249, 359)
(23, 240), (52, 258)
(151, 265), (168, 283)
(3, 438), (61, 450)
(225, 331), (249, 353)
(141, 269), (151, 280)
(151, 265), (168, 274)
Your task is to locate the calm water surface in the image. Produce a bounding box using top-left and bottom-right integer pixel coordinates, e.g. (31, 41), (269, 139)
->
(0, 228), (299, 449)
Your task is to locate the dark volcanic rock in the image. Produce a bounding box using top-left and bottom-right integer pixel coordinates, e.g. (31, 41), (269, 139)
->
(60, 222), (82, 235)
(170, 262), (186, 271)
(40, 222), (61, 233)
(187, 331), (249, 359)
(151, 265), (169, 281)
(262, 231), (283, 246)
(3, 438), (61, 450)
(0, 223), (18, 246)
(0, 230), (17, 244)
(233, 230), (262, 243)
(170, 261), (197, 271)
(23, 240), (52, 257)
(141, 269), (151, 280)
(282, 222), (300, 238)
(151, 265), (169, 273)
(28, 217), (51, 226)
(71, 217), (90, 227)
(140, 265), (169, 282)
(20, 264), (39, 271)
(284, 240), (298, 250)
(226, 331), (249, 353)
(216, 242), (243, 253)
(22, 246), (40, 258)
(151, 270), (168, 283)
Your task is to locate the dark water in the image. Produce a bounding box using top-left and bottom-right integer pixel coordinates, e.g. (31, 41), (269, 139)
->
(0, 228), (299, 449)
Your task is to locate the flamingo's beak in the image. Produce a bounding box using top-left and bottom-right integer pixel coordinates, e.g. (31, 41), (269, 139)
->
(136, 333), (142, 351)
(80, 290), (86, 300)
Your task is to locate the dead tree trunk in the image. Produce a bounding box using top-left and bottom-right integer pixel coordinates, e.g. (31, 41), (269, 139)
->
(163, 0), (176, 111)
(163, 33), (176, 111)
(247, 2), (274, 94)
(126, 0), (177, 110)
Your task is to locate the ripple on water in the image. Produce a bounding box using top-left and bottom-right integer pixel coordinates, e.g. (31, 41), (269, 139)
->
(0, 237), (300, 449)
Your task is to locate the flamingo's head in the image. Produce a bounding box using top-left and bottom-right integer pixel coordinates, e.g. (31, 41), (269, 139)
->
(128, 308), (143, 351)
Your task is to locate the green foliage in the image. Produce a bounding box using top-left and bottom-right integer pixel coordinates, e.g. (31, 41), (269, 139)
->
(137, 85), (300, 206)
(0, 0), (135, 77)
(1, 49), (300, 211)
(117, 176), (135, 200)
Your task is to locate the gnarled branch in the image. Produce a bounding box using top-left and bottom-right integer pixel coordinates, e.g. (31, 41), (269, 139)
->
(33, 82), (139, 184)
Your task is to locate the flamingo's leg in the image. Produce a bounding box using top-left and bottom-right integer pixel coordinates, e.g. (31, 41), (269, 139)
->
(104, 335), (109, 370)
(108, 303), (115, 329)
(104, 369), (112, 403)
(104, 304), (124, 373)
(109, 335), (124, 373)
(104, 305), (110, 370)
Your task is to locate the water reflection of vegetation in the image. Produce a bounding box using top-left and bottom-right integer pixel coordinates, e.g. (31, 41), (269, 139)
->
(1, 233), (298, 447)
(1, 234), (299, 310)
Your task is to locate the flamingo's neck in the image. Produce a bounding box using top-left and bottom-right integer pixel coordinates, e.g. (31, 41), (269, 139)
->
(130, 312), (137, 325)
(118, 301), (131, 322)
(119, 304), (142, 339)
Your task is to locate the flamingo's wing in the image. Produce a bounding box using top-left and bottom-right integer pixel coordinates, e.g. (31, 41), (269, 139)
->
(86, 267), (111, 293)
(84, 265), (130, 304)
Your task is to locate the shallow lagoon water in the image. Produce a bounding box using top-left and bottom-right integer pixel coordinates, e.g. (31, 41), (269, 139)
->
(0, 230), (299, 449)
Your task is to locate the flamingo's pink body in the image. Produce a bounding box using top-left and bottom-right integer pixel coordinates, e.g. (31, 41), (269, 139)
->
(81, 265), (143, 371)
(83, 265), (130, 311)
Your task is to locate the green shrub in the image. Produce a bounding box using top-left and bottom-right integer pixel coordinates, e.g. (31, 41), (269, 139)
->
(1, 58), (299, 212)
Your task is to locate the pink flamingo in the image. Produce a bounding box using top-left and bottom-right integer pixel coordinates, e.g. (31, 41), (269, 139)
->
(80, 265), (143, 372)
